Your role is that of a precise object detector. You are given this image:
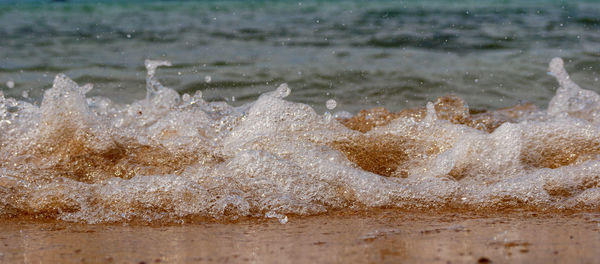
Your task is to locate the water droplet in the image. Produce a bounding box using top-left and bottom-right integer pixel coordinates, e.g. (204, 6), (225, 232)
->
(326, 99), (337, 110)
(205, 75), (212, 83)
(5, 80), (14, 89)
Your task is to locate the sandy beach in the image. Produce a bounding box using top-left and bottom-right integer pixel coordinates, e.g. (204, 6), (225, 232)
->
(0, 210), (598, 263)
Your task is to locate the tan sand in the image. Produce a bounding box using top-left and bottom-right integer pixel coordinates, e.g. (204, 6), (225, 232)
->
(0, 210), (598, 263)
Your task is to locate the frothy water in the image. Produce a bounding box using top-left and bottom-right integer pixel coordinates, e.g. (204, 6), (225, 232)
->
(0, 58), (599, 223)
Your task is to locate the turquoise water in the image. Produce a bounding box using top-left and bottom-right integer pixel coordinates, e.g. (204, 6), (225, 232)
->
(1, 0), (599, 112)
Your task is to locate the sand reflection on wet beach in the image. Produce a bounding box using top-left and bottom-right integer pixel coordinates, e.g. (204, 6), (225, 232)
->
(0, 210), (598, 263)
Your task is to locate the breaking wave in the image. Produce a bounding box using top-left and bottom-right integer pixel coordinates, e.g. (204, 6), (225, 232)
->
(0, 58), (599, 223)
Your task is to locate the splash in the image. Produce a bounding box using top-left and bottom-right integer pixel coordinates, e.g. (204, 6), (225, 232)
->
(0, 58), (599, 223)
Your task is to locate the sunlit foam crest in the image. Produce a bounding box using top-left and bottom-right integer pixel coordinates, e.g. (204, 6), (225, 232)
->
(0, 58), (598, 223)
(547, 57), (600, 124)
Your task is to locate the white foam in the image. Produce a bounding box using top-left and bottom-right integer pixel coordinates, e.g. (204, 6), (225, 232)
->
(268, 83), (291, 99)
(548, 57), (600, 124)
(0, 58), (598, 223)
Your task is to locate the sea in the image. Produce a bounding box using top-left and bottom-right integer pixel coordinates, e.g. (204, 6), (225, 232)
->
(0, 0), (599, 223)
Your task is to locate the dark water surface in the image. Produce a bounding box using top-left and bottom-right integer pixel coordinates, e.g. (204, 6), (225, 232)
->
(1, 0), (599, 112)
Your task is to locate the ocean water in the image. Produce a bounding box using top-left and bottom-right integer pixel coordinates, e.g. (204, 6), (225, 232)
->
(2, 0), (600, 111)
(0, 0), (600, 223)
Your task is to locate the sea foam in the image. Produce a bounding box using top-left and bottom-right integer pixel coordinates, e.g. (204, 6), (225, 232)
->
(0, 58), (598, 223)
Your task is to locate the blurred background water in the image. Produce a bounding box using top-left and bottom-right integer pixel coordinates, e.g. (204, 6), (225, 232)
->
(0, 0), (599, 113)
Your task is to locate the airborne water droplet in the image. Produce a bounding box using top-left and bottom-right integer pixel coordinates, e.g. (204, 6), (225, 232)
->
(326, 99), (337, 110)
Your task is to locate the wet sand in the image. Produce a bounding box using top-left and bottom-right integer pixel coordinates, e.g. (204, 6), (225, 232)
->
(0, 210), (599, 263)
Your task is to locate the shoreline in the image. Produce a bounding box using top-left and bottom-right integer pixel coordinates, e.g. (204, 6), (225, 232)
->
(1, 209), (598, 263)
